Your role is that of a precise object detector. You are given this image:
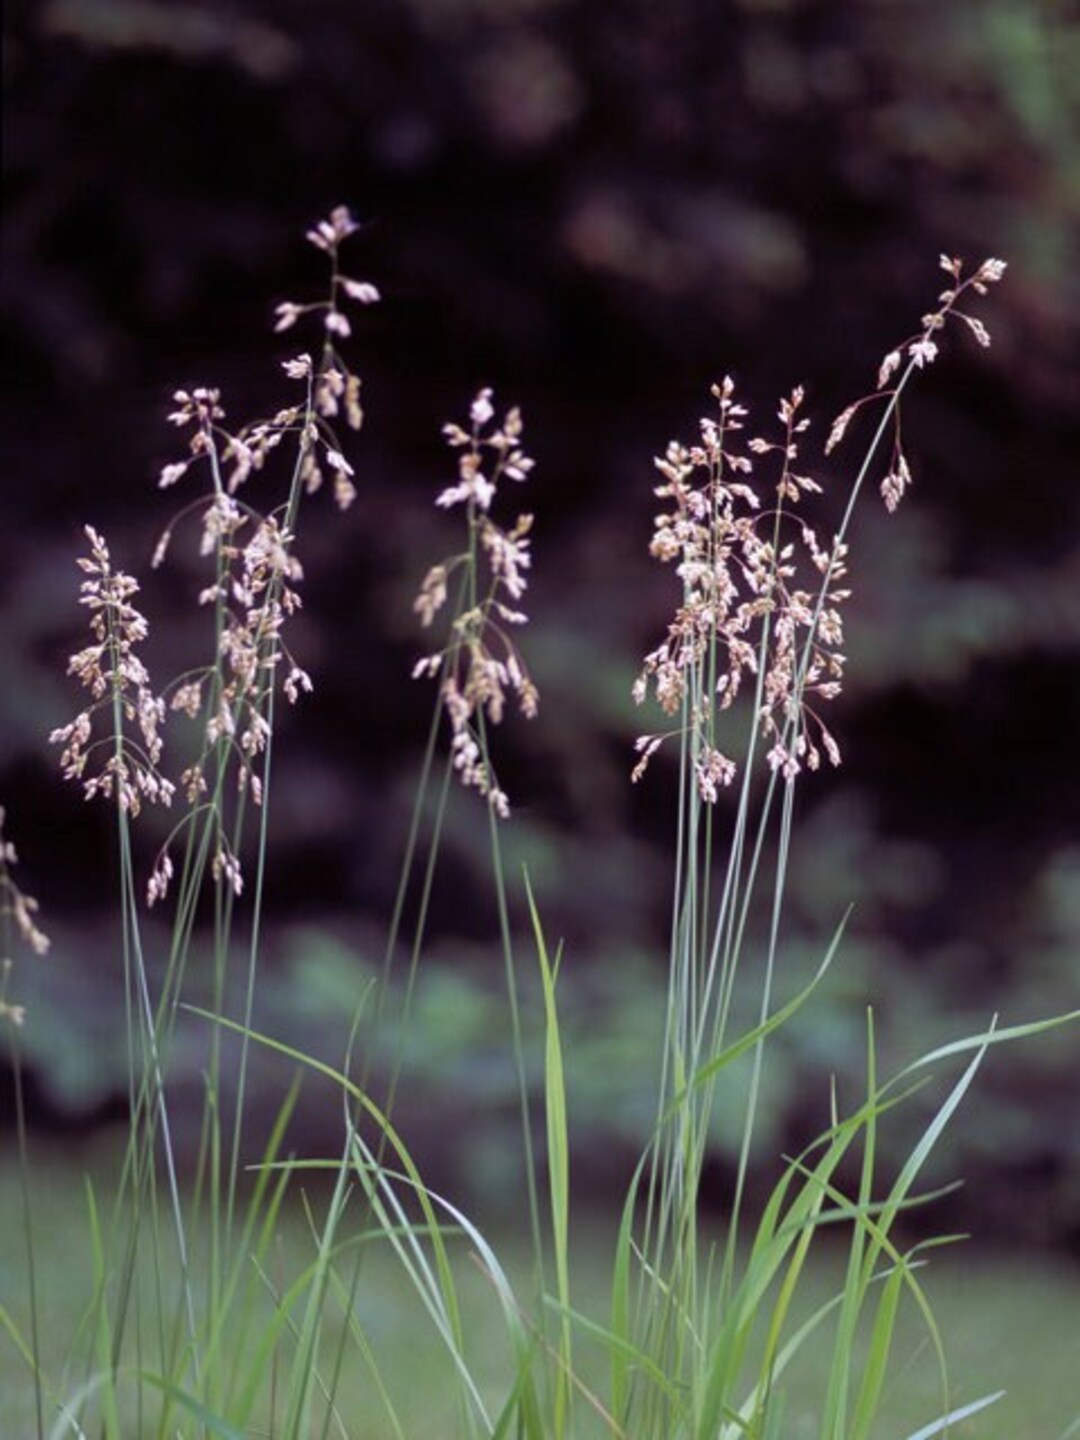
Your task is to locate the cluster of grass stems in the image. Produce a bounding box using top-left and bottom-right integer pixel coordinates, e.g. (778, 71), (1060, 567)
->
(2, 215), (1076, 1440)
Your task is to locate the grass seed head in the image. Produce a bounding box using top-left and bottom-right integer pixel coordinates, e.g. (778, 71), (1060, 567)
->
(414, 390), (539, 817)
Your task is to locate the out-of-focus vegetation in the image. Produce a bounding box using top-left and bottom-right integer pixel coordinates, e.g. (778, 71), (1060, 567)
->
(2, 0), (1078, 1247)
(2, 1144), (1079, 1439)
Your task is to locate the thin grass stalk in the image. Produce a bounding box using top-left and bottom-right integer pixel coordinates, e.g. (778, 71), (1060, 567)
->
(85, 1177), (124, 1440)
(700, 479), (789, 1029)
(199, 427), (241, 1350)
(635, 684), (693, 1310)
(820, 1011), (880, 1436)
(202, 1083), (300, 1422)
(196, 1010), (491, 1436)
(7, 1030), (46, 1440)
(691, 491), (797, 1293)
(279, 1160), (354, 1440)
(463, 507), (548, 1315)
(373, 652), (461, 1128)
(106, 661), (199, 1411)
(315, 1259), (410, 1440)
(635, 669), (705, 1417)
(352, 555), (472, 1207)
(349, 1140), (489, 1439)
(724, 765), (796, 1276)
(313, 656), (459, 1428)
(225, 361), (318, 1254)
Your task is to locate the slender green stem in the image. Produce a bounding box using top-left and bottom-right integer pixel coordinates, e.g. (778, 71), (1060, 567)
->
(8, 1031), (45, 1440)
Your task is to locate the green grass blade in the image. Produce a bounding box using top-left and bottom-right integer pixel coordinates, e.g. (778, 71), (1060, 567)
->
(895, 1010), (1080, 1080)
(903, 1389), (1007, 1439)
(135, 1372), (247, 1439)
(83, 1176), (122, 1440)
(671, 921), (847, 1117)
(849, 1256), (906, 1440)
(525, 872), (572, 1439)
(609, 1156), (647, 1422)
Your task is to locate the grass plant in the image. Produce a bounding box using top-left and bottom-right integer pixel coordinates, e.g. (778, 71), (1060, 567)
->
(2, 215), (1076, 1439)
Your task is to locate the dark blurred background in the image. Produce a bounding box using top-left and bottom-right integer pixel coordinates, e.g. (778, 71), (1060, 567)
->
(2, 0), (1078, 1249)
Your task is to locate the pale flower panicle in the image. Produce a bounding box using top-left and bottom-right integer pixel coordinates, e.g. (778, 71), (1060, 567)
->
(50, 528), (173, 817)
(414, 392), (539, 817)
(0, 808), (51, 962)
(306, 205), (360, 252)
(339, 277), (381, 304)
(635, 378), (849, 795)
(827, 253), (1005, 513)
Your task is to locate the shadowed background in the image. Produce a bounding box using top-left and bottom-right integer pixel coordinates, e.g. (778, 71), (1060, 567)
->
(2, 0), (1078, 1255)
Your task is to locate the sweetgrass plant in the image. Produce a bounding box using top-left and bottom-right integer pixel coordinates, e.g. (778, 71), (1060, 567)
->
(3, 221), (1076, 1440)
(8, 205), (378, 1438)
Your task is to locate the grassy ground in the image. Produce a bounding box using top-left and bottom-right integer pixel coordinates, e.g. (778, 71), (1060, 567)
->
(2, 1138), (1078, 1438)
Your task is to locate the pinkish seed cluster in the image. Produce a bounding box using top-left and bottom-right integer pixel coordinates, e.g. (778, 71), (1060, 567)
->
(50, 208), (373, 908)
(827, 255), (1006, 514)
(413, 388), (539, 818)
(49, 526), (175, 816)
(634, 378), (848, 793)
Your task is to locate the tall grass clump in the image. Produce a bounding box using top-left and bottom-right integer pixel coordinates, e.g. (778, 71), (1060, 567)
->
(3, 218), (1076, 1440)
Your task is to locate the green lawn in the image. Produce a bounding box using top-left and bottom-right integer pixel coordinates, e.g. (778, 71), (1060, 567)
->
(3, 1140), (1077, 1438)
